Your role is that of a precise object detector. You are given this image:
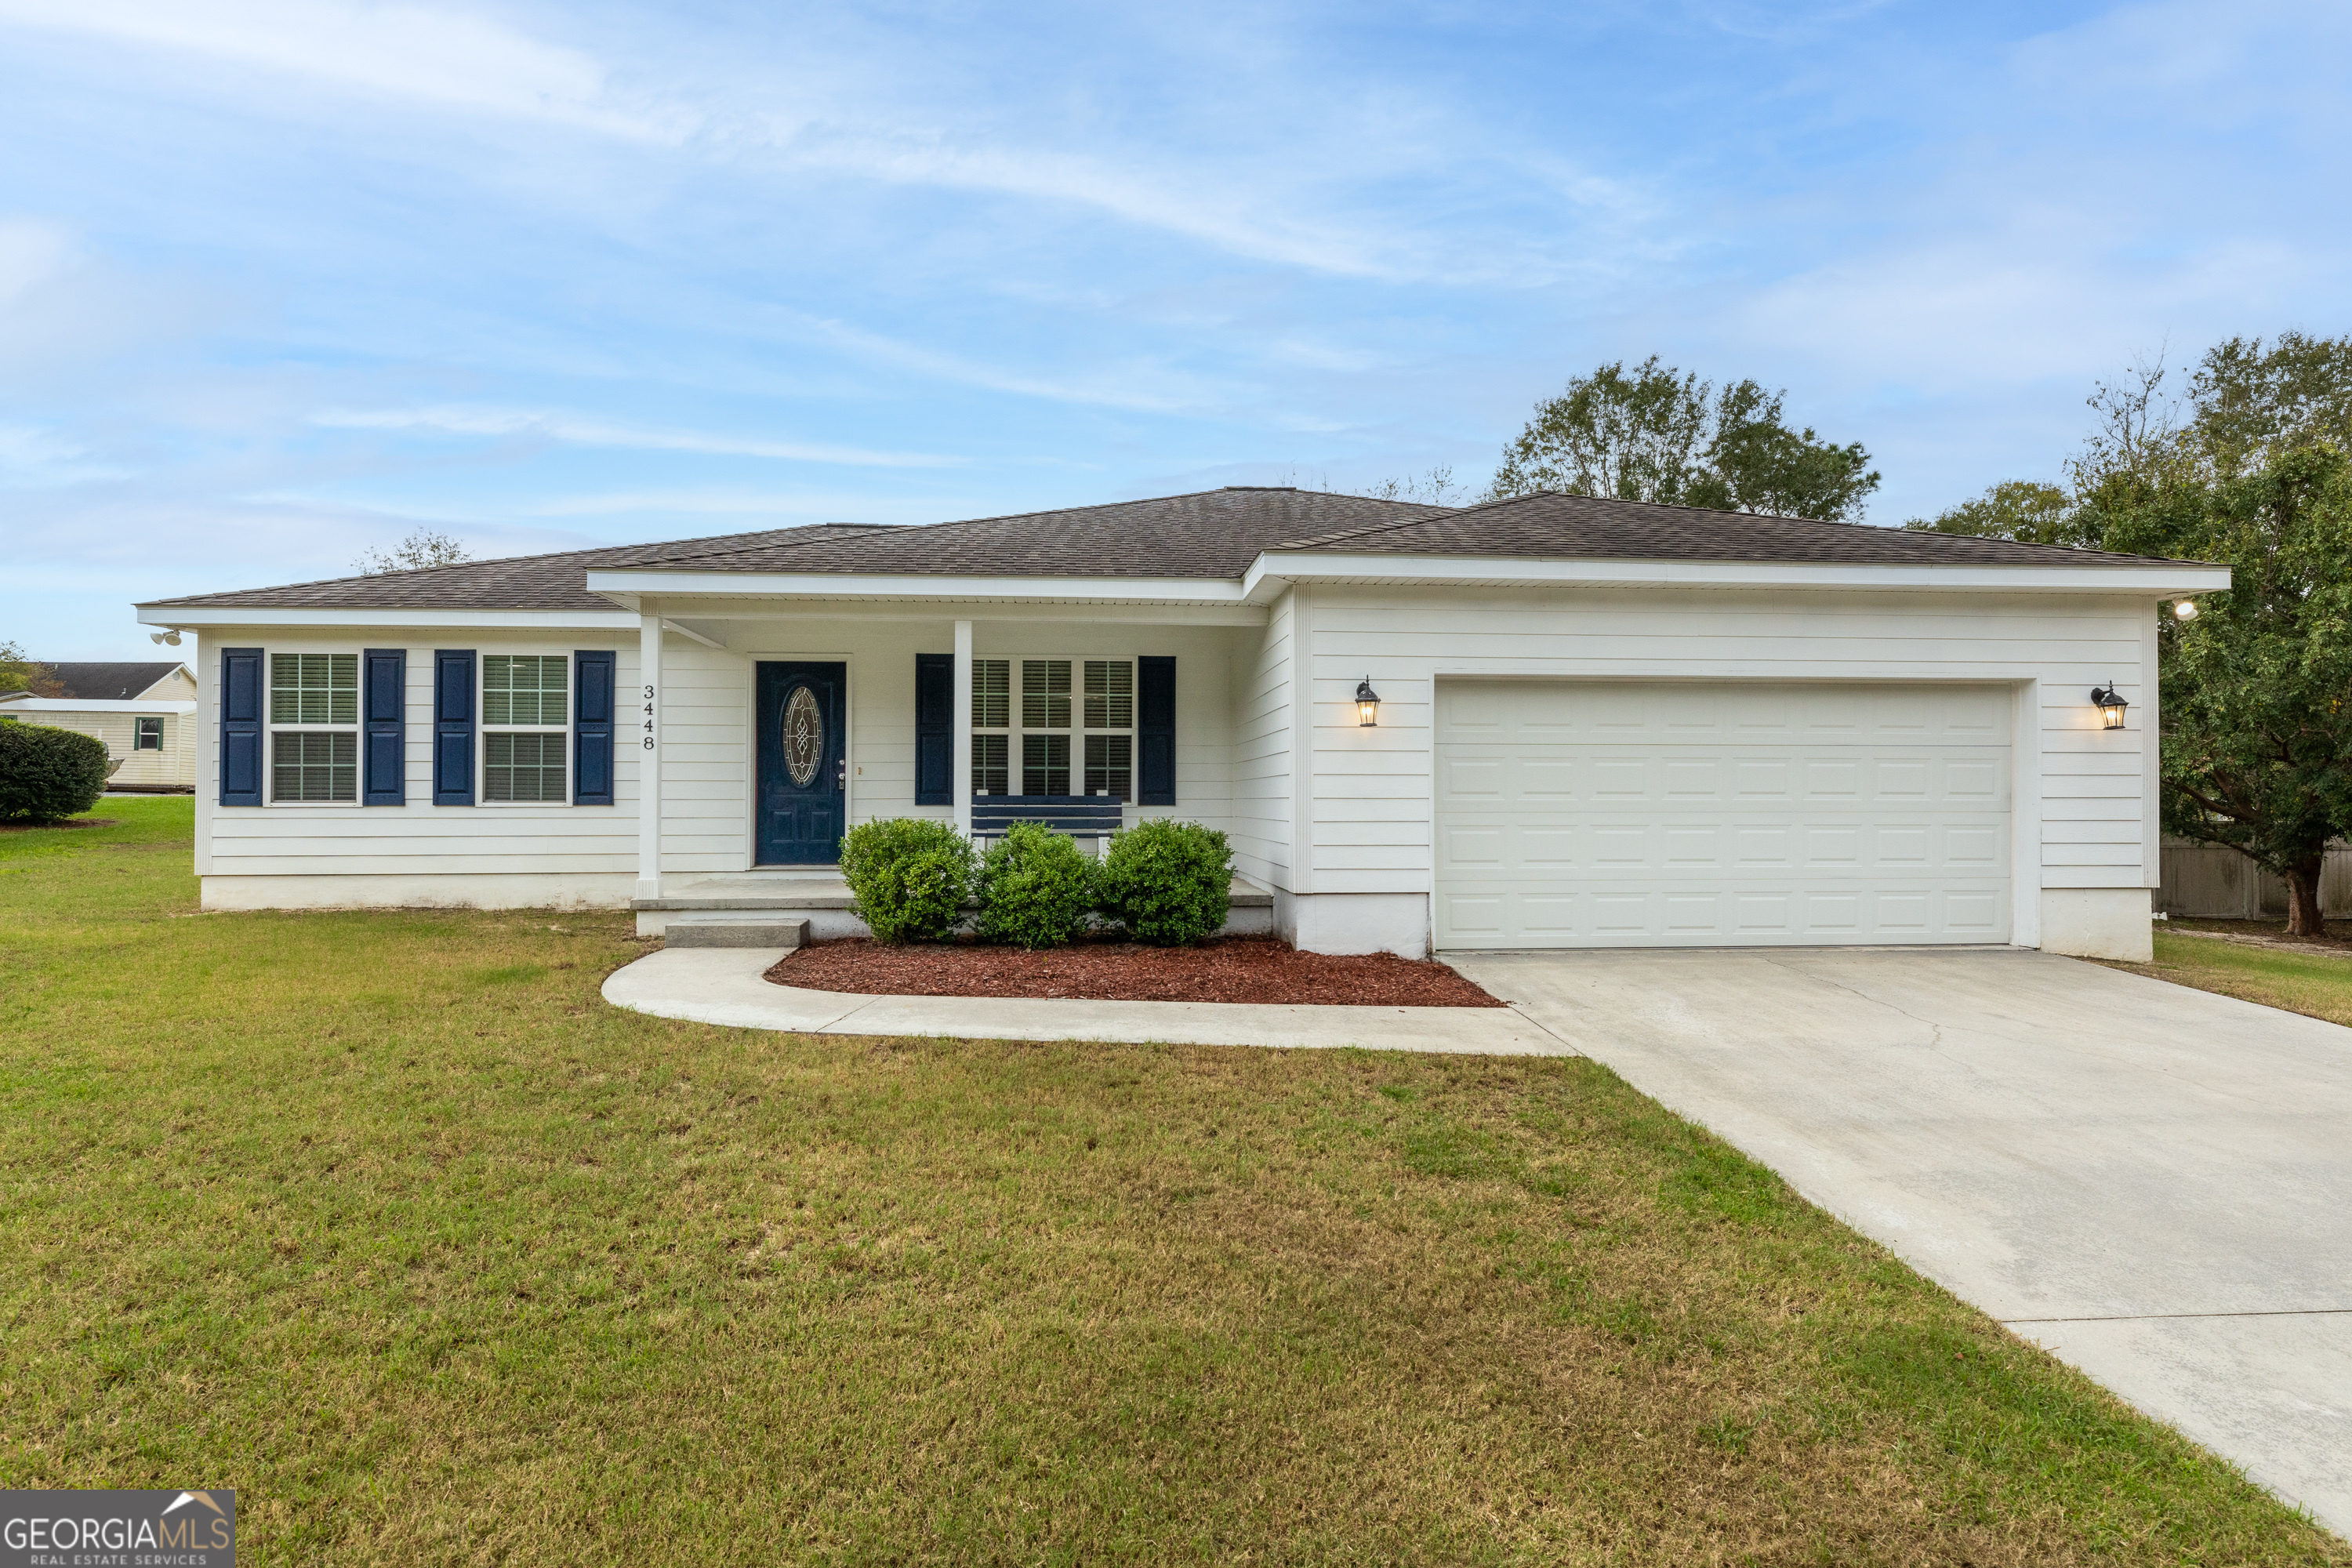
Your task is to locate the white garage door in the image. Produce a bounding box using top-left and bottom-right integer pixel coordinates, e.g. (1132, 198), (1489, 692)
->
(1435, 681), (2012, 949)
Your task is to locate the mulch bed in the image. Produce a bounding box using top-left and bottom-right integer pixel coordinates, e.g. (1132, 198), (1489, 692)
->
(0, 818), (117, 833)
(765, 935), (1504, 1007)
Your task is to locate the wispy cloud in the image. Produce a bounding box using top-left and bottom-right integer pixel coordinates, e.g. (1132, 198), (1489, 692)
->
(0, 423), (126, 486)
(310, 405), (959, 467)
(0, 0), (689, 140)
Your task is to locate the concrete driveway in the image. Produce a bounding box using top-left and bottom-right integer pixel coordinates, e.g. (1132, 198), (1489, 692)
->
(1447, 946), (2352, 1538)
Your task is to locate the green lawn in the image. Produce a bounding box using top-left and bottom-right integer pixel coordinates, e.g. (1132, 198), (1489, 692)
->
(2, 799), (2343, 1564)
(2104, 926), (2352, 1029)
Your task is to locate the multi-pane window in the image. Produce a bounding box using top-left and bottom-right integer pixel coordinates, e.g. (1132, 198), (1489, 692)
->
(972, 659), (1011, 729)
(1022, 734), (1070, 796)
(973, 655), (1134, 800)
(269, 652), (357, 802)
(483, 655), (568, 803)
(971, 734), (1009, 797)
(1022, 659), (1071, 729)
(135, 717), (163, 750)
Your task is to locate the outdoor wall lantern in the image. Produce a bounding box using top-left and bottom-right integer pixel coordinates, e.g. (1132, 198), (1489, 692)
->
(2172, 599), (2199, 621)
(2090, 684), (2129, 731)
(1356, 677), (1381, 727)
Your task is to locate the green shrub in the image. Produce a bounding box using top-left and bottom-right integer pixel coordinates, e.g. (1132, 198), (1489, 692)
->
(838, 817), (976, 943)
(974, 822), (1096, 949)
(1094, 818), (1233, 946)
(0, 722), (109, 824)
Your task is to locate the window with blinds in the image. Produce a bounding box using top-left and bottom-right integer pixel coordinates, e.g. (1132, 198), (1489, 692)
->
(481, 655), (568, 803)
(975, 656), (1136, 800)
(268, 652), (358, 801)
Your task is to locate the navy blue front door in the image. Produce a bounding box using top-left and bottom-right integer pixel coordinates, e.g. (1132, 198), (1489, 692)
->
(756, 662), (846, 865)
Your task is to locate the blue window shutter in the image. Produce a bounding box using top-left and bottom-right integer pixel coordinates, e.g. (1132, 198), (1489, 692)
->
(433, 649), (475, 806)
(220, 647), (263, 806)
(1138, 655), (1175, 805)
(574, 649), (615, 806)
(362, 648), (406, 806)
(914, 652), (952, 805)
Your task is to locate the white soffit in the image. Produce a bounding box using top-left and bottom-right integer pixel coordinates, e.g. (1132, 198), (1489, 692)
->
(1242, 552), (2233, 600)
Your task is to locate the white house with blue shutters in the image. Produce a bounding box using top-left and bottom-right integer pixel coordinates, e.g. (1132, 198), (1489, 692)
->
(137, 487), (2226, 961)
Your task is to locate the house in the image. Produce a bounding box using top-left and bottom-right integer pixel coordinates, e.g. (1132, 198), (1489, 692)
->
(0, 662), (199, 792)
(134, 487), (2227, 961)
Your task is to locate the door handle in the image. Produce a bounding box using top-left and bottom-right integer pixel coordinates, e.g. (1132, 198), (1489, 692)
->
(837, 758), (847, 790)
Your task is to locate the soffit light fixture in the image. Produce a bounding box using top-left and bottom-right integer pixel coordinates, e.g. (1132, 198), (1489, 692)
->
(1356, 677), (1381, 727)
(2090, 684), (2129, 731)
(2172, 599), (2199, 621)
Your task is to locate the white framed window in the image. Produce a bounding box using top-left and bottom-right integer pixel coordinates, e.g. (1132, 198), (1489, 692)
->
(482, 655), (569, 804)
(973, 655), (1133, 800)
(269, 652), (358, 802)
(135, 716), (164, 751)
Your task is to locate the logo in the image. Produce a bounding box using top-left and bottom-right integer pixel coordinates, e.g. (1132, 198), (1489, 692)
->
(1, 1488), (235, 1566)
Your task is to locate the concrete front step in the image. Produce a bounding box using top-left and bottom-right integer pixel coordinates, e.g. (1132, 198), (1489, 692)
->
(662, 914), (811, 949)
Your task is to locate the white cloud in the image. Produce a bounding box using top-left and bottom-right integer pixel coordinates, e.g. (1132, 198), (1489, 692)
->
(0, 423), (127, 486)
(0, 0), (688, 139)
(310, 405), (960, 467)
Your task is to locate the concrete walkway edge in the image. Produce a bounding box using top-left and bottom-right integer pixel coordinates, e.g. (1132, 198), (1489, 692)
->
(602, 946), (1578, 1054)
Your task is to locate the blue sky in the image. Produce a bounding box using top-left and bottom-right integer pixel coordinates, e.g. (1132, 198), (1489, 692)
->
(4, 0), (2347, 658)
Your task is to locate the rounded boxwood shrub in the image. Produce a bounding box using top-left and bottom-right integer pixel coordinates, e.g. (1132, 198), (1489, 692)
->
(838, 817), (976, 943)
(0, 721), (109, 824)
(1094, 818), (1233, 946)
(974, 821), (1096, 949)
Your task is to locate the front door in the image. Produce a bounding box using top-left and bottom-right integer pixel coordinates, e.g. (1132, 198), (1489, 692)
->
(755, 661), (847, 865)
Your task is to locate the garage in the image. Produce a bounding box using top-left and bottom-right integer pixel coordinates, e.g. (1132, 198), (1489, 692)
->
(1433, 680), (2013, 949)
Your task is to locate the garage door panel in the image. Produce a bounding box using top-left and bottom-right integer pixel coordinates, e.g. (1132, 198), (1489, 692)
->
(1436, 681), (2013, 949)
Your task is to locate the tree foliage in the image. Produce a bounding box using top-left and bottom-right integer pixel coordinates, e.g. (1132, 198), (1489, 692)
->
(355, 528), (473, 575)
(1912, 333), (2352, 936)
(2098, 446), (2352, 935)
(1485, 357), (1881, 521)
(0, 640), (61, 697)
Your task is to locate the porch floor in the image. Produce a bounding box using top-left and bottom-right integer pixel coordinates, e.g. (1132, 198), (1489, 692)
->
(635, 873), (1276, 913)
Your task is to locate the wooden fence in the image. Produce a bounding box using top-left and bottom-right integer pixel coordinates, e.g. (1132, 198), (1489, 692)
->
(2157, 840), (2352, 919)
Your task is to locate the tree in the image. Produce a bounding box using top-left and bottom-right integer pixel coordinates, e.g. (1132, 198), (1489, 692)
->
(354, 528), (473, 575)
(0, 641), (61, 697)
(2188, 331), (2352, 477)
(2098, 445), (2352, 936)
(1484, 357), (1882, 521)
(1364, 466), (1461, 507)
(1903, 480), (2085, 546)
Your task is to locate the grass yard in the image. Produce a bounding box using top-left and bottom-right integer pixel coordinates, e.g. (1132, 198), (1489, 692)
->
(2103, 925), (2352, 1029)
(2, 800), (2344, 1565)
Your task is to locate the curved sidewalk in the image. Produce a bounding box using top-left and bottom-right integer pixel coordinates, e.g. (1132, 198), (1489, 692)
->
(604, 946), (1573, 1054)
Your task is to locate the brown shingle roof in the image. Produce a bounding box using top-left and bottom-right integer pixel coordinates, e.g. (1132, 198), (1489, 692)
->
(143, 488), (2212, 614)
(622, 488), (1452, 579)
(1273, 490), (2204, 566)
(39, 662), (187, 700)
(143, 524), (895, 612)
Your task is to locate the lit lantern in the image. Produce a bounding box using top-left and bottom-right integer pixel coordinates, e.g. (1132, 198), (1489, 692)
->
(2090, 684), (2129, 731)
(1356, 677), (1381, 727)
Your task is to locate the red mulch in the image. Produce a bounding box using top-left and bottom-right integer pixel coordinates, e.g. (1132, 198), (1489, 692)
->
(764, 935), (1504, 1007)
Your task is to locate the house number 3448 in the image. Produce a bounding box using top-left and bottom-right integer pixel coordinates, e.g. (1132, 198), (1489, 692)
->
(643, 685), (656, 750)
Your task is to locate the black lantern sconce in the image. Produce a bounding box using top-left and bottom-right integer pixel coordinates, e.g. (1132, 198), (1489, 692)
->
(2089, 684), (2129, 731)
(1356, 677), (1381, 727)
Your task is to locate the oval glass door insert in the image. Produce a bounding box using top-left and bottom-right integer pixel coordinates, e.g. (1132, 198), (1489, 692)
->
(782, 684), (823, 786)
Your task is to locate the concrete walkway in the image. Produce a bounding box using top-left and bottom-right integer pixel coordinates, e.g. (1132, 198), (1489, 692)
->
(602, 946), (1573, 1054)
(1448, 946), (2352, 1538)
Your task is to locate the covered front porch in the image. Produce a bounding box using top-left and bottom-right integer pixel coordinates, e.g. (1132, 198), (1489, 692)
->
(607, 586), (1285, 939)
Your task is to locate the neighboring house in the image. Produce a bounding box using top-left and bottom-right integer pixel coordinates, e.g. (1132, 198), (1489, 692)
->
(0, 662), (199, 791)
(135, 488), (2226, 961)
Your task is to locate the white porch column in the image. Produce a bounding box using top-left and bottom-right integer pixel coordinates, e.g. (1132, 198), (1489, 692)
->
(952, 618), (973, 836)
(637, 613), (662, 899)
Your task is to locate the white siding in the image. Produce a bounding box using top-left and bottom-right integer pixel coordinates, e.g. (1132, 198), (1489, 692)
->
(1229, 590), (1293, 887)
(198, 630), (640, 887)
(1299, 585), (2158, 912)
(21, 710), (195, 788)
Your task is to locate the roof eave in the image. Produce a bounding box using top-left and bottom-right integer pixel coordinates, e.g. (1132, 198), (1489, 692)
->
(580, 566), (1254, 608)
(1240, 551), (2232, 601)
